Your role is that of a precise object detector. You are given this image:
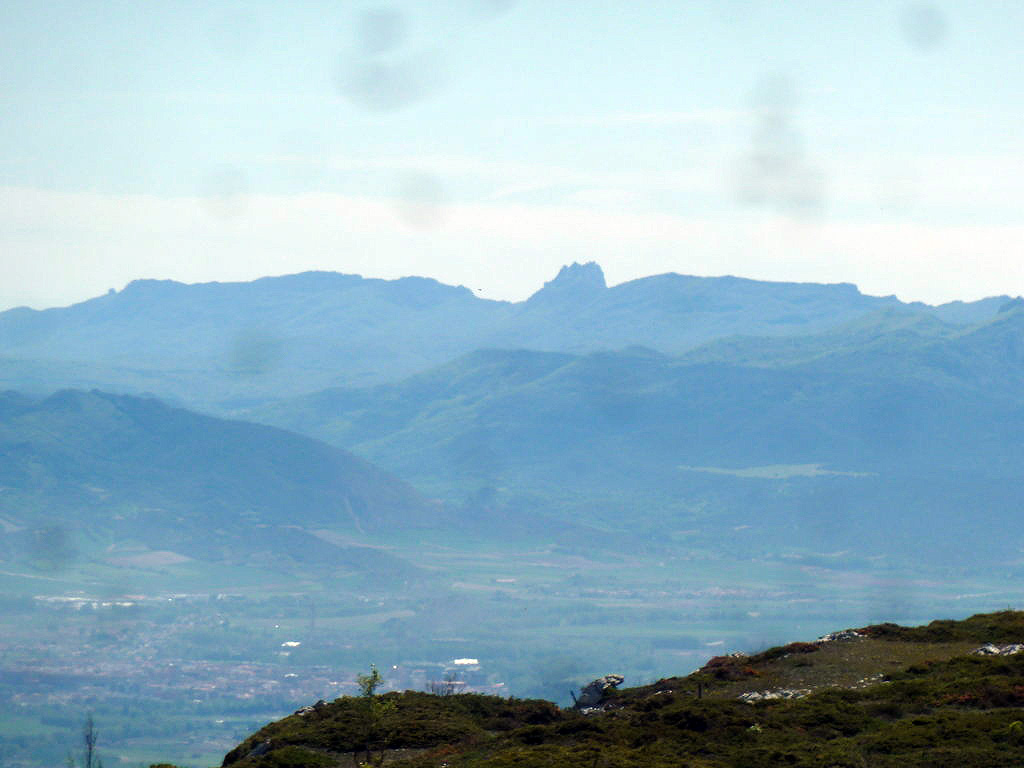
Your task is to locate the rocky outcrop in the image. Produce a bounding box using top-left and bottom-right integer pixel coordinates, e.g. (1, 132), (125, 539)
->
(973, 643), (1024, 656)
(293, 699), (328, 716)
(523, 262), (607, 310)
(817, 629), (865, 643)
(576, 674), (624, 708)
(738, 688), (811, 704)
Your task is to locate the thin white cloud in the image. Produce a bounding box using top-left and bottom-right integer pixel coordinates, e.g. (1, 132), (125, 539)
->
(266, 143), (1024, 228)
(827, 151), (1024, 216)
(268, 149), (729, 206)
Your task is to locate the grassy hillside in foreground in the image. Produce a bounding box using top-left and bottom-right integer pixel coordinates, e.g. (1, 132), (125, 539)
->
(206, 611), (1024, 768)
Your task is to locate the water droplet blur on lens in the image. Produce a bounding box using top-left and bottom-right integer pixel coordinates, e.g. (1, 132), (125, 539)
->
(337, 56), (443, 112)
(357, 7), (406, 56)
(734, 75), (825, 219)
(228, 329), (282, 376)
(335, 7), (445, 111)
(900, 3), (948, 51)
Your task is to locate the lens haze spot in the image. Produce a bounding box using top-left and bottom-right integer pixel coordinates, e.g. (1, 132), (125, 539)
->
(357, 7), (406, 56)
(901, 3), (947, 51)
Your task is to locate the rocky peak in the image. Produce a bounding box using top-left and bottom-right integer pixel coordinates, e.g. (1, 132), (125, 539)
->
(526, 262), (607, 305)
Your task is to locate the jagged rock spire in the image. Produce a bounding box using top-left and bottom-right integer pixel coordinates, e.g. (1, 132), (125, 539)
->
(526, 262), (607, 304)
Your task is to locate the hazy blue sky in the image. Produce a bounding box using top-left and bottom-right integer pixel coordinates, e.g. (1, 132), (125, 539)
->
(2, 0), (1022, 309)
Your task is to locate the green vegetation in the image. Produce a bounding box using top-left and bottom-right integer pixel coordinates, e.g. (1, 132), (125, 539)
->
(219, 611), (1024, 768)
(354, 665), (395, 765)
(223, 692), (560, 767)
(859, 611), (1024, 644)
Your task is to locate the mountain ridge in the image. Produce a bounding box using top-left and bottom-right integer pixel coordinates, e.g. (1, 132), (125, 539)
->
(239, 304), (1024, 569)
(0, 388), (433, 581)
(0, 264), (1012, 408)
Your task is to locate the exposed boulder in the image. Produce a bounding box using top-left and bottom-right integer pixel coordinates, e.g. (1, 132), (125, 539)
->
(576, 674), (624, 708)
(973, 643), (1024, 656)
(817, 629), (865, 643)
(738, 688), (811, 704)
(293, 699), (328, 717)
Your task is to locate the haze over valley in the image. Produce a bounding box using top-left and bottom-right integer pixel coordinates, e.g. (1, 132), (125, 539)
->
(2, 264), (1023, 766)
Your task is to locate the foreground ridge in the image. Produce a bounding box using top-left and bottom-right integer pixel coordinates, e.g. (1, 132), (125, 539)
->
(160, 610), (1024, 768)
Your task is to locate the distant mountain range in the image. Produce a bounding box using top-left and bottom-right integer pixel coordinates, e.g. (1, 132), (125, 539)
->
(248, 303), (1024, 477)
(1, 264), (1021, 576)
(0, 263), (1010, 409)
(7, 266), (1023, 768)
(243, 302), (1024, 570)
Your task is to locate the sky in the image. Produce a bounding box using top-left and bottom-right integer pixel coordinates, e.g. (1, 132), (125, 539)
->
(1, 0), (1023, 310)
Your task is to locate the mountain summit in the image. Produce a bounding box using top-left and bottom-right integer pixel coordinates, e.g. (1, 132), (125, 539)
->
(526, 261), (607, 304)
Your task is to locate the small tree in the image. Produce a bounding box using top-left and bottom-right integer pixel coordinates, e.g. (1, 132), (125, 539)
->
(354, 665), (394, 767)
(356, 664), (384, 698)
